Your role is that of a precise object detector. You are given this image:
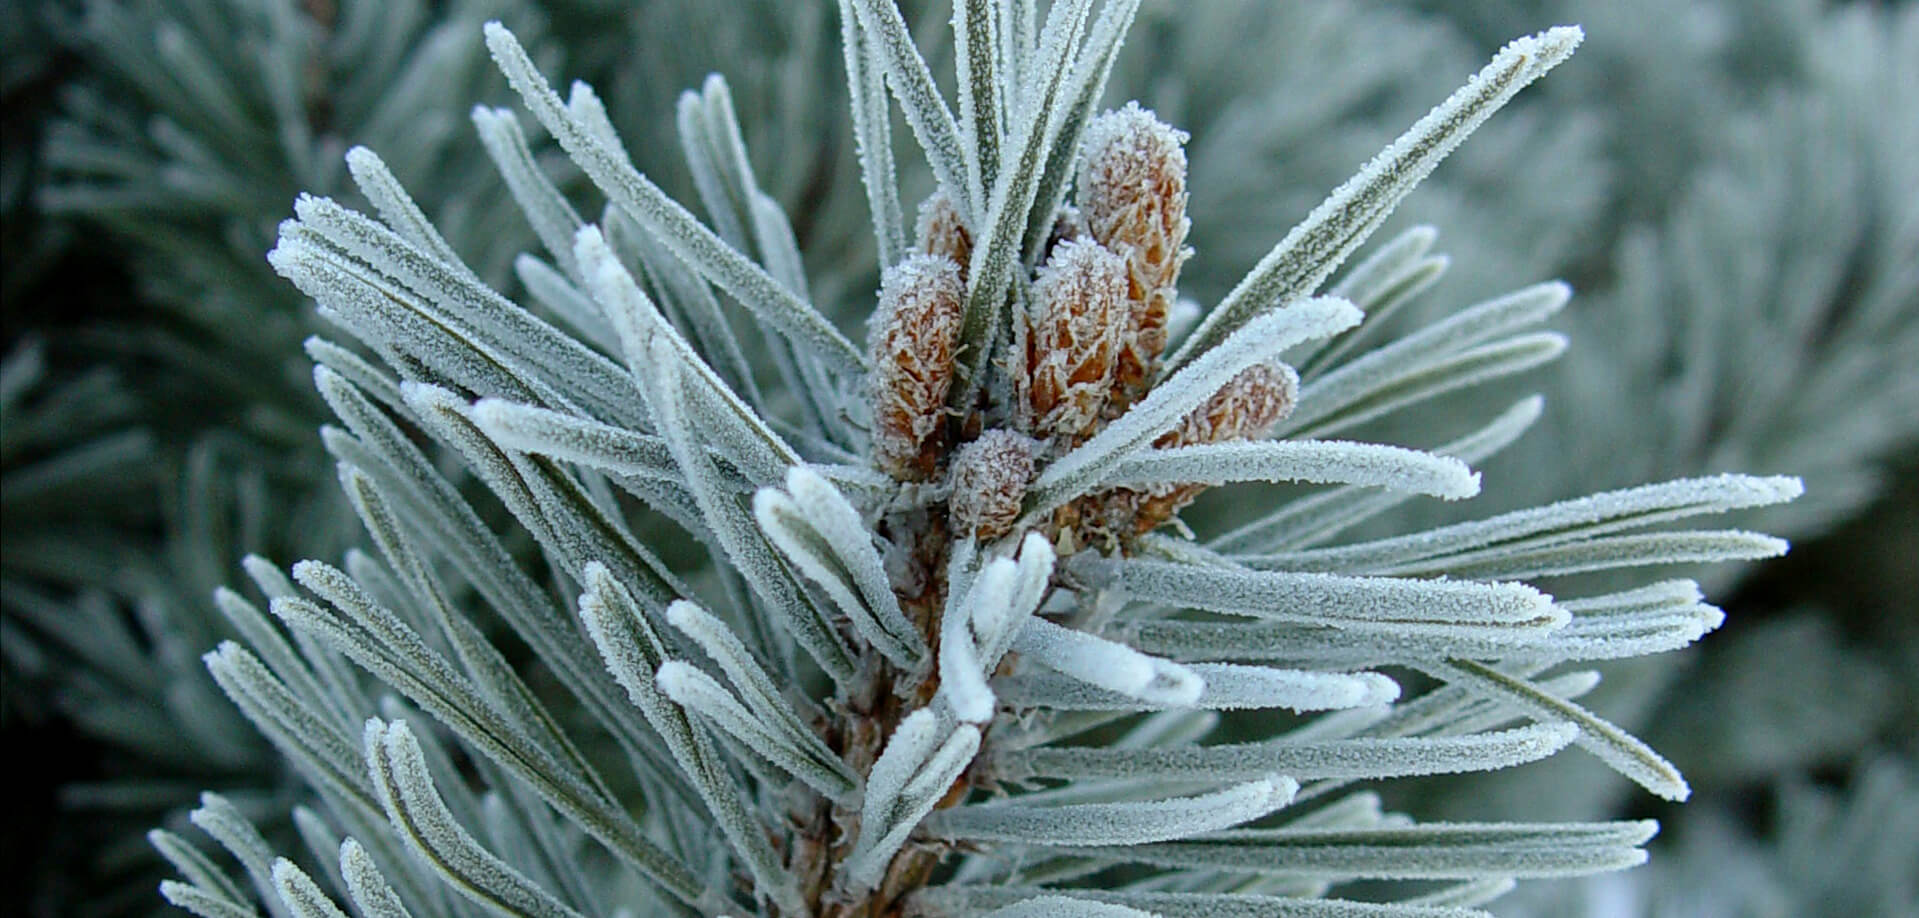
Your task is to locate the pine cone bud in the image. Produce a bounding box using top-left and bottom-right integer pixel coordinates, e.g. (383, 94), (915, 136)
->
(915, 190), (973, 279)
(1077, 102), (1192, 410)
(949, 429), (1038, 541)
(1160, 360), (1299, 448)
(1018, 239), (1128, 442)
(1127, 361), (1300, 534)
(868, 254), (965, 481)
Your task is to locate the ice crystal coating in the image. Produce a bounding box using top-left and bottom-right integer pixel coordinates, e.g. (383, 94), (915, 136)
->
(1041, 202), (1087, 262)
(869, 253), (965, 480)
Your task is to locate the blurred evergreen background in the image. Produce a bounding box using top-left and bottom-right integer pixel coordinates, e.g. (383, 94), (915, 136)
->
(3, 0), (1913, 914)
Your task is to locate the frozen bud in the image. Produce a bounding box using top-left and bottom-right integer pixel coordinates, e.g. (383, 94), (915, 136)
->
(1077, 102), (1192, 409)
(949, 430), (1038, 541)
(868, 254), (966, 480)
(1161, 360), (1299, 448)
(1123, 361), (1301, 538)
(1019, 239), (1127, 441)
(915, 190), (973, 279)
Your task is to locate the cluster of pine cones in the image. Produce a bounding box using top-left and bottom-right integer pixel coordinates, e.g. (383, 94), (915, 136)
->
(867, 103), (1298, 552)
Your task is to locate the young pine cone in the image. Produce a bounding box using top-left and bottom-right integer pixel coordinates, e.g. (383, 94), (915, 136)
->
(1130, 360), (1300, 533)
(1160, 359), (1300, 448)
(915, 190), (973, 280)
(1077, 102), (1192, 411)
(1016, 238), (1128, 444)
(948, 429), (1039, 542)
(868, 254), (965, 481)
(1055, 360), (1300, 549)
